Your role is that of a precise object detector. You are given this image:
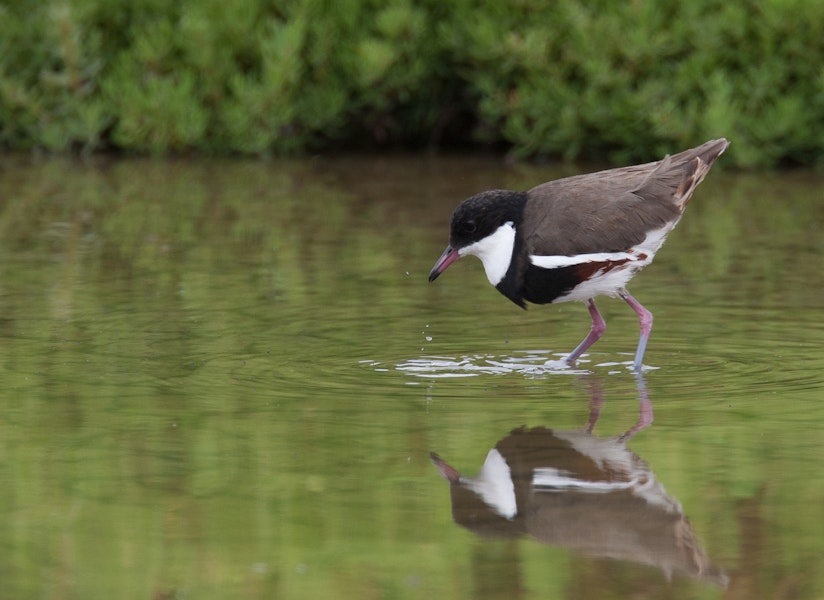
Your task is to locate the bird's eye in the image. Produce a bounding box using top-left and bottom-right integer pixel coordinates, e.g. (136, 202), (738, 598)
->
(464, 220), (477, 233)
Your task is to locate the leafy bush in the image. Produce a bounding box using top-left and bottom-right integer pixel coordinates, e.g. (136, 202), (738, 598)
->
(0, 0), (822, 166)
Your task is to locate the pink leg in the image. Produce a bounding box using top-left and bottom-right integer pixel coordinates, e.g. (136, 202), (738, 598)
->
(618, 289), (653, 371)
(566, 299), (606, 365)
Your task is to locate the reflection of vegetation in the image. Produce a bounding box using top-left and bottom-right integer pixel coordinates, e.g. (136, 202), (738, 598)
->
(0, 160), (822, 597)
(2, 2), (824, 165)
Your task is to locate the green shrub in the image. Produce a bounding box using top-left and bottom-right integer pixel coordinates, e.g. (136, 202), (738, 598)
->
(0, 0), (822, 166)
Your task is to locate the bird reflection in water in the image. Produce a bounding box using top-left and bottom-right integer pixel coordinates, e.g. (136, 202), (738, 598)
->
(430, 376), (727, 586)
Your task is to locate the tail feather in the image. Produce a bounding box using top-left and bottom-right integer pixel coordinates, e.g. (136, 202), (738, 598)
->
(674, 139), (729, 208)
(633, 138), (729, 210)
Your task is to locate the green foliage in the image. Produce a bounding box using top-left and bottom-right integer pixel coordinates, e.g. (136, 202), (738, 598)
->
(0, 0), (823, 165)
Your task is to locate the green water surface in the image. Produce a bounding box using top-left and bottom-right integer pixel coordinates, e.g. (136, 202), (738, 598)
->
(0, 156), (822, 599)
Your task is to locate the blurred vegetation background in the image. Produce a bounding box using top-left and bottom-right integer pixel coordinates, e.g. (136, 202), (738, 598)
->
(1, 0), (822, 167)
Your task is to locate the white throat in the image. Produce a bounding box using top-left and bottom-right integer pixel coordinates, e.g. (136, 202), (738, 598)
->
(458, 221), (516, 286)
(465, 448), (517, 519)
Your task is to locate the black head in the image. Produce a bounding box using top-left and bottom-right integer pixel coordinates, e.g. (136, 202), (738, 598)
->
(429, 189), (527, 283)
(448, 190), (527, 249)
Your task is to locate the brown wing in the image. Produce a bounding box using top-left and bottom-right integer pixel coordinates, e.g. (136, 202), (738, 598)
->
(521, 139), (728, 256)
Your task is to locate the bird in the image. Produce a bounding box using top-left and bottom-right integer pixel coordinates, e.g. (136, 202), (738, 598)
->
(429, 425), (727, 586)
(428, 138), (729, 371)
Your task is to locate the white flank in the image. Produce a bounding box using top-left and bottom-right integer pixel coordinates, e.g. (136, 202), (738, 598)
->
(634, 222), (673, 256)
(552, 430), (676, 510)
(557, 268), (639, 301)
(528, 223), (676, 302)
(459, 221), (516, 286)
(529, 251), (635, 269)
(465, 448), (517, 519)
(532, 467), (636, 493)
(553, 430), (634, 472)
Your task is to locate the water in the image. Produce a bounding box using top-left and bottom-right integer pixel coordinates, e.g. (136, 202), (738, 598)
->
(0, 155), (823, 599)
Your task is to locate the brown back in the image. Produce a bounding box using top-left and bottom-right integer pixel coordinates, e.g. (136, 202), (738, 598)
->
(522, 138), (728, 256)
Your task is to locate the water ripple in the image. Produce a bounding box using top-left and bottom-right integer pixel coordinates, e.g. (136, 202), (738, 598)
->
(383, 351), (651, 379)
